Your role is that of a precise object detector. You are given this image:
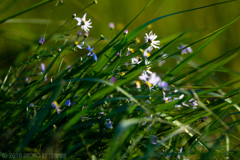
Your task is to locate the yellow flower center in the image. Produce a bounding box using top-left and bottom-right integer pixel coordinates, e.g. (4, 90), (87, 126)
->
(146, 81), (152, 87)
(135, 81), (141, 88)
(136, 38), (140, 43)
(129, 48), (134, 53)
(53, 101), (59, 106)
(81, 20), (85, 25)
(75, 41), (79, 45)
(147, 52), (151, 57)
(121, 72), (126, 76)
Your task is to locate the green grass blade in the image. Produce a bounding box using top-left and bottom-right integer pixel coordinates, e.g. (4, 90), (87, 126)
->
(0, 0), (54, 24)
(163, 14), (240, 82)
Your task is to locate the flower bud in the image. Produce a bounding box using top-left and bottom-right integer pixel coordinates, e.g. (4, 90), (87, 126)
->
(100, 35), (105, 40)
(39, 37), (45, 45)
(77, 30), (83, 37)
(109, 22), (115, 30)
(84, 32), (89, 38)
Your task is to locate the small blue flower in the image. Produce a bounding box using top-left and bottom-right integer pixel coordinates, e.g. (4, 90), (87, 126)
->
(51, 101), (61, 114)
(177, 44), (193, 55)
(105, 119), (113, 129)
(65, 99), (71, 106)
(39, 37), (45, 45)
(92, 53), (97, 61)
(158, 81), (168, 90)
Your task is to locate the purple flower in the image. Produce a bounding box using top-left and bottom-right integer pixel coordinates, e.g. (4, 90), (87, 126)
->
(44, 74), (47, 81)
(158, 81), (168, 90)
(152, 135), (157, 145)
(84, 32), (89, 38)
(39, 37), (45, 45)
(108, 22), (115, 29)
(110, 77), (117, 83)
(40, 63), (45, 73)
(115, 52), (119, 56)
(202, 116), (208, 121)
(124, 30), (128, 35)
(77, 30), (83, 36)
(30, 103), (34, 107)
(65, 100), (71, 106)
(177, 44), (193, 55)
(26, 77), (29, 82)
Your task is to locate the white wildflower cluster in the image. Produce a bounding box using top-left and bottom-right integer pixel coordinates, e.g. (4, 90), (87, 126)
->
(123, 30), (197, 110)
(162, 88), (198, 109)
(74, 13), (98, 61)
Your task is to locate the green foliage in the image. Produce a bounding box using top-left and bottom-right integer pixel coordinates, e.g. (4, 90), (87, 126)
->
(0, 0), (240, 159)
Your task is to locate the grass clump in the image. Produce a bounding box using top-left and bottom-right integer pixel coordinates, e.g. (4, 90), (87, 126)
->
(0, 0), (240, 159)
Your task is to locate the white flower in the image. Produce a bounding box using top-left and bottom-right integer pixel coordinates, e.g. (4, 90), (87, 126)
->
(148, 72), (161, 86)
(189, 98), (198, 109)
(131, 57), (141, 64)
(144, 31), (160, 49)
(76, 41), (84, 49)
(135, 81), (141, 89)
(163, 91), (172, 103)
(52, 101), (61, 114)
(74, 13), (92, 32)
(182, 101), (189, 107)
(126, 48), (134, 56)
(139, 71), (150, 82)
(179, 94), (184, 99)
(145, 59), (152, 75)
(143, 47), (152, 58)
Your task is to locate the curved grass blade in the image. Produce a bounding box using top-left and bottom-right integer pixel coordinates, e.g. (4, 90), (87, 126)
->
(169, 46), (240, 84)
(0, 0), (54, 24)
(163, 14), (240, 82)
(89, 1), (234, 76)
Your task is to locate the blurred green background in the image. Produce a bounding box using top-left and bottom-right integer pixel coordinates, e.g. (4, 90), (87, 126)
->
(0, 0), (240, 85)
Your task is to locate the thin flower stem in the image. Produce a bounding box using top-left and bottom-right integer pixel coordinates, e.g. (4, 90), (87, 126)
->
(43, 0), (60, 38)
